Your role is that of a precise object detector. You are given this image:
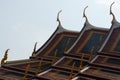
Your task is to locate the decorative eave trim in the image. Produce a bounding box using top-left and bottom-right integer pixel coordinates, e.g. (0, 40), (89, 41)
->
(85, 21), (109, 31)
(72, 67), (90, 80)
(37, 69), (52, 76)
(4, 60), (38, 66)
(53, 56), (65, 66)
(72, 77), (79, 80)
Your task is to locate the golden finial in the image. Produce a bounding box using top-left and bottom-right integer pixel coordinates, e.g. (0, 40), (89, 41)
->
(4, 49), (9, 60)
(88, 47), (94, 63)
(32, 42), (37, 56)
(78, 54), (84, 72)
(1, 58), (5, 65)
(64, 38), (71, 53)
(36, 59), (42, 74)
(110, 2), (115, 24)
(83, 6), (88, 26)
(97, 36), (103, 50)
(69, 62), (75, 80)
(22, 64), (30, 80)
(52, 49), (58, 64)
(1, 49), (9, 65)
(57, 10), (62, 26)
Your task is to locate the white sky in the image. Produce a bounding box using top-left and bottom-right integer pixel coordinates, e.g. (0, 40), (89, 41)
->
(0, 0), (120, 61)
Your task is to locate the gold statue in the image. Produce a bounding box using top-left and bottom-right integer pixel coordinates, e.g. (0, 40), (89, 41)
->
(78, 54), (84, 72)
(32, 42), (37, 56)
(1, 49), (9, 65)
(22, 64), (30, 80)
(52, 49), (58, 64)
(110, 2), (115, 24)
(36, 59), (42, 74)
(69, 62), (75, 80)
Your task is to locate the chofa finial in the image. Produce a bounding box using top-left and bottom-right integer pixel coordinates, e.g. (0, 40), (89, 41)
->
(1, 49), (10, 65)
(32, 42), (37, 56)
(110, 2), (115, 24)
(83, 6), (88, 24)
(57, 10), (62, 26)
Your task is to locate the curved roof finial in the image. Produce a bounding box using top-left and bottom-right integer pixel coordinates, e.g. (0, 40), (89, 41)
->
(1, 49), (9, 65)
(32, 42), (37, 56)
(57, 10), (62, 26)
(110, 2), (115, 24)
(83, 6), (88, 24)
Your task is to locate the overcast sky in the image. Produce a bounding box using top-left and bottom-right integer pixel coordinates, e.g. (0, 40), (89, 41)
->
(0, 0), (120, 61)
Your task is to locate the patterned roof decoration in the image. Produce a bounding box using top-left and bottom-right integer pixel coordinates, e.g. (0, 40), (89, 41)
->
(0, 3), (120, 80)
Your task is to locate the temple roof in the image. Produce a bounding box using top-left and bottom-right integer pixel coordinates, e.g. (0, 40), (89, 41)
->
(30, 11), (79, 60)
(73, 3), (120, 80)
(0, 3), (120, 80)
(36, 7), (109, 80)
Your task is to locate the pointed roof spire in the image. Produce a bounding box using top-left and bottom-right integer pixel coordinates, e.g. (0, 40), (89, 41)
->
(32, 42), (37, 56)
(83, 6), (88, 26)
(57, 10), (62, 26)
(1, 49), (9, 65)
(110, 2), (115, 24)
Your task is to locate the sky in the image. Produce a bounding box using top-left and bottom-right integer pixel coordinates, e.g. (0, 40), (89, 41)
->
(0, 0), (120, 61)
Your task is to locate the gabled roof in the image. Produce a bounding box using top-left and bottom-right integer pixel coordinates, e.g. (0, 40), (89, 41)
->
(97, 3), (120, 58)
(0, 11), (79, 80)
(75, 3), (120, 80)
(30, 11), (79, 60)
(33, 24), (78, 58)
(65, 7), (108, 59)
(1, 3), (120, 80)
(37, 7), (109, 80)
(67, 21), (108, 54)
